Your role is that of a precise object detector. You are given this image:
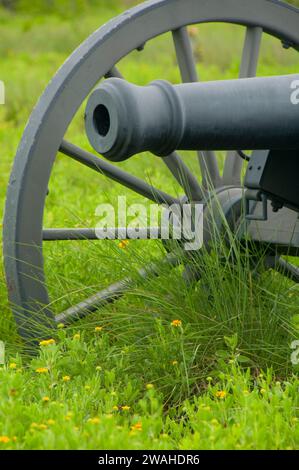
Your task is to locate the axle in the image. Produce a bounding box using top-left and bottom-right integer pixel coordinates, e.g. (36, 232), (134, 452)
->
(85, 74), (299, 162)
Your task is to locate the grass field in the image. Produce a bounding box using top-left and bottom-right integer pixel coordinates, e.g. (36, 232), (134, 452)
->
(0, 0), (298, 450)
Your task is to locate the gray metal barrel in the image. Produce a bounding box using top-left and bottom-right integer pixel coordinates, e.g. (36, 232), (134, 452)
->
(85, 75), (299, 162)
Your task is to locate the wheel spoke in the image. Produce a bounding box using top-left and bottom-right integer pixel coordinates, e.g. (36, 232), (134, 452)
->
(172, 26), (221, 189)
(55, 252), (181, 324)
(223, 26), (263, 185)
(43, 227), (163, 240)
(59, 140), (179, 206)
(43, 228), (99, 240)
(163, 152), (202, 200)
(172, 26), (198, 83)
(104, 65), (124, 79)
(239, 27), (263, 79)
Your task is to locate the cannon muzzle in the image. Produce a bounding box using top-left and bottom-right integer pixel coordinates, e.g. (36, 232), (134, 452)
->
(85, 75), (299, 162)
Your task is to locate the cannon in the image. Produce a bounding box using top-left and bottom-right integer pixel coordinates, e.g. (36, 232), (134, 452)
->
(3, 0), (299, 343)
(85, 74), (299, 214)
(85, 75), (299, 161)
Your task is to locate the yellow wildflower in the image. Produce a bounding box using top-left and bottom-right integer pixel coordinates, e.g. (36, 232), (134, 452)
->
(94, 326), (103, 332)
(62, 375), (71, 382)
(172, 360), (178, 366)
(121, 405), (131, 411)
(39, 424), (48, 430)
(47, 419), (55, 425)
(215, 390), (227, 399)
(88, 417), (100, 424)
(146, 383), (154, 390)
(9, 363), (17, 370)
(73, 333), (80, 340)
(171, 319), (182, 327)
(42, 396), (50, 403)
(118, 240), (129, 249)
(131, 421), (142, 431)
(39, 339), (55, 347)
(36, 367), (48, 374)
(112, 405), (119, 411)
(0, 436), (10, 443)
(31, 422), (48, 430)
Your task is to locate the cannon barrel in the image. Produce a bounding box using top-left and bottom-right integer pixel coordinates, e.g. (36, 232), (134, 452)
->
(85, 75), (299, 162)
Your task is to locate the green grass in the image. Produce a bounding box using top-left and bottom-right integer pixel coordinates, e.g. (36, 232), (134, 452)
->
(1, 342), (298, 449)
(0, 0), (298, 450)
